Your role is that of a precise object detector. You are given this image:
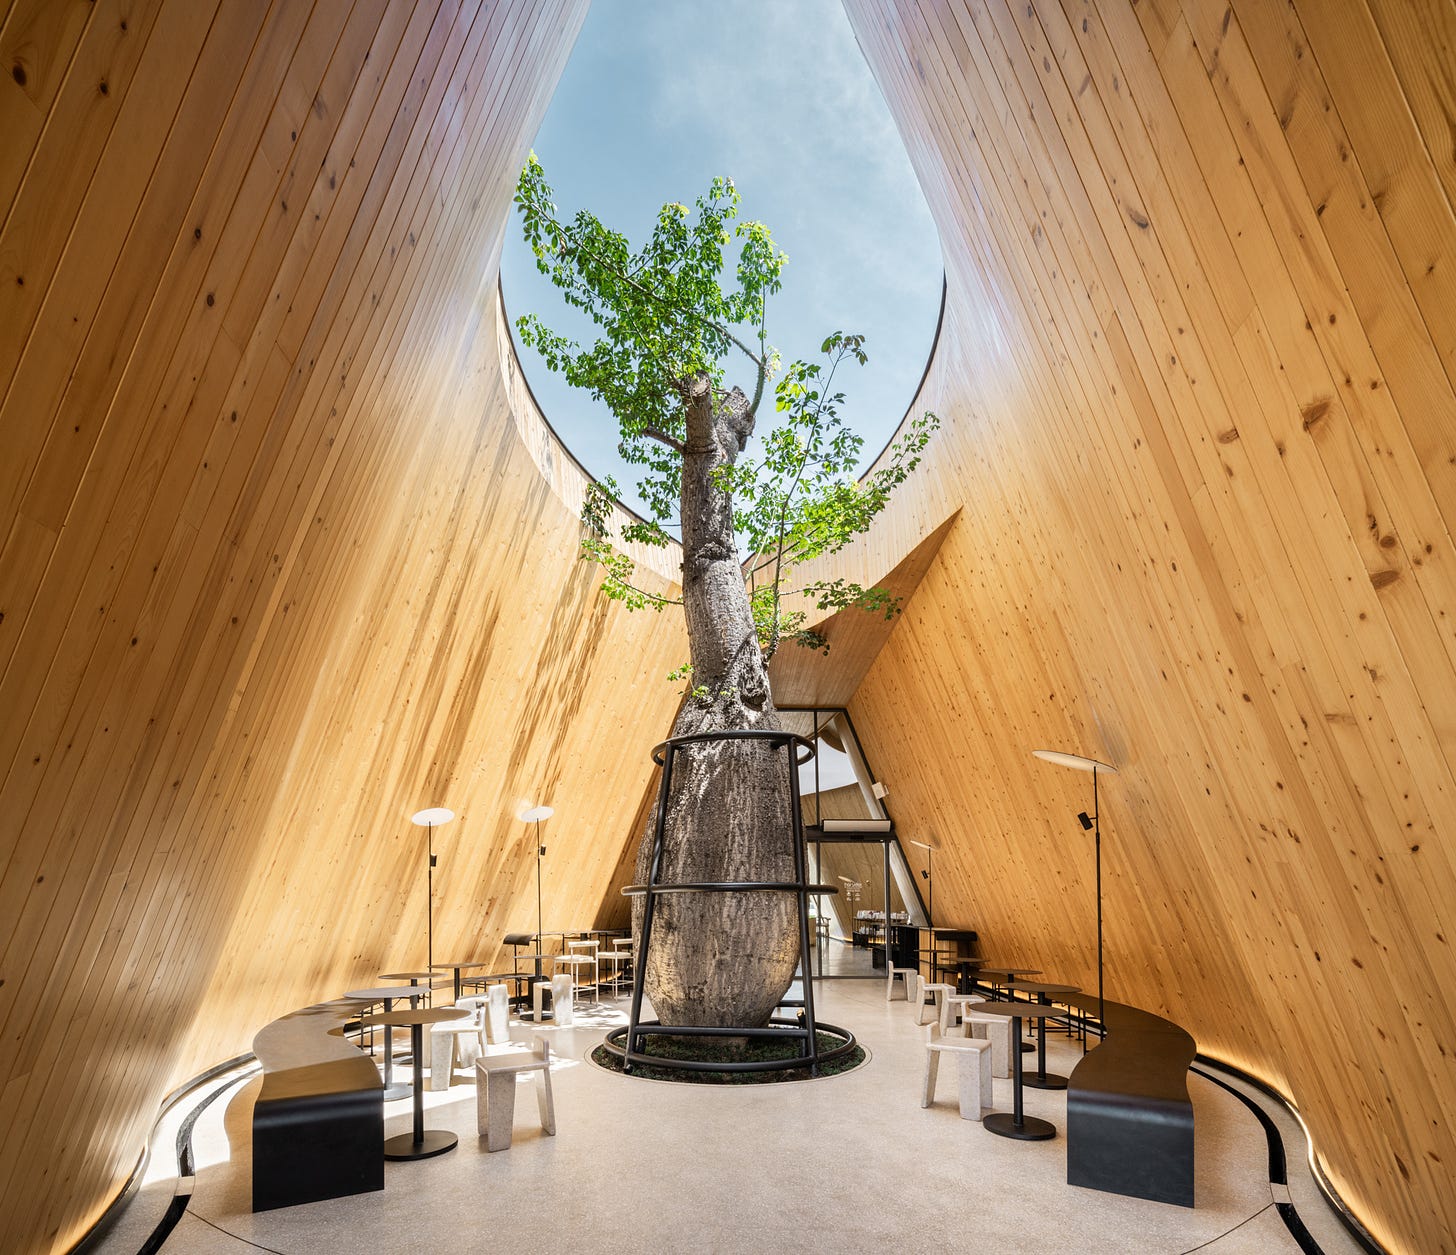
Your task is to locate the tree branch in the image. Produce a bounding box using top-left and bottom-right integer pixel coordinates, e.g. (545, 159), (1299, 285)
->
(643, 426), (685, 453)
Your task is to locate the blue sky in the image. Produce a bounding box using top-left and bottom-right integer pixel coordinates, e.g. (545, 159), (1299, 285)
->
(500, 0), (944, 523)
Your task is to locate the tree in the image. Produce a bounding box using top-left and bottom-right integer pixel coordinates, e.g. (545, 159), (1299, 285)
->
(514, 155), (936, 1029)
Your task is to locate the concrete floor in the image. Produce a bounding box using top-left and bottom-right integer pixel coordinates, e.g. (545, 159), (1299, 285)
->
(95, 970), (1363, 1254)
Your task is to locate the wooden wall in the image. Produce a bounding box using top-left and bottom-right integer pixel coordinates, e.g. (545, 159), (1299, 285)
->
(2, 1), (1453, 1253)
(836, 2), (1456, 1252)
(0, 3), (686, 1251)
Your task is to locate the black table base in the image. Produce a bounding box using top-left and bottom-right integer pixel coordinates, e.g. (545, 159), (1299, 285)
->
(383, 1129), (458, 1160)
(983, 1111), (1056, 1140)
(1022, 1073), (1068, 1091)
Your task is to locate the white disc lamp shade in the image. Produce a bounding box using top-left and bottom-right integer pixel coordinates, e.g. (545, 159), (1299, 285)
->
(1032, 750), (1117, 775)
(908, 837), (940, 851)
(520, 805), (554, 823)
(411, 807), (455, 826)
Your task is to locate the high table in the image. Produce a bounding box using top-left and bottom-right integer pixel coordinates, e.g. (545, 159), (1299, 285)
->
(361, 1006), (467, 1159)
(973, 1003), (1061, 1141)
(379, 970), (436, 988)
(430, 960), (492, 1002)
(974, 967), (1044, 1051)
(343, 986), (432, 1100)
(1001, 981), (1080, 1090)
(974, 965), (1043, 988)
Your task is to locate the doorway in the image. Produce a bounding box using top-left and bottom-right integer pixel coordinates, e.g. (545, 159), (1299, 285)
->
(780, 707), (927, 980)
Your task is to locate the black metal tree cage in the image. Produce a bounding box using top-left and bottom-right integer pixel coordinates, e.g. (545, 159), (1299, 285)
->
(600, 728), (857, 1076)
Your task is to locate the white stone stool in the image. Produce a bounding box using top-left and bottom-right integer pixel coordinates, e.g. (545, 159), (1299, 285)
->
(554, 953), (596, 1004)
(940, 991), (986, 1034)
(475, 1040), (556, 1151)
(886, 964), (916, 1001)
(922, 1025), (995, 1120)
(533, 972), (574, 1025)
(428, 997), (487, 1090)
(961, 1008), (1012, 1078)
(916, 976), (955, 1026)
(483, 984), (510, 1044)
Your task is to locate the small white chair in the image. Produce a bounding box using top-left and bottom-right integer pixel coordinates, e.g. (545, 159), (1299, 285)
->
(886, 963), (916, 1001)
(428, 996), (487, 1090)
(939, 991), (986, 1034)
(915, 975), (955, 1026)
(476, 1040), (556, 1151)
(960, 1007), (1012, 1078)
(922, 1024), (995, 1120)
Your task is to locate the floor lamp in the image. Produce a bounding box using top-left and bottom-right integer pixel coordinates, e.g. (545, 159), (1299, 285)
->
(909, 837), (939, 979)
(1032, 750), (1117, 1027)
(410, 807), (455, 976)
(521, 805), (553, 981)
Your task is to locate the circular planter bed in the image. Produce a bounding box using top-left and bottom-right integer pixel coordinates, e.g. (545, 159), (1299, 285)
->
(592, 1028), (866, 1084)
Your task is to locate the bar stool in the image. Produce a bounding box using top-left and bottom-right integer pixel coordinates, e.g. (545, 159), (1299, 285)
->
(601, 939), (634, 996)
(554, 953), (596, 1004)
(566, 939), (600, 996)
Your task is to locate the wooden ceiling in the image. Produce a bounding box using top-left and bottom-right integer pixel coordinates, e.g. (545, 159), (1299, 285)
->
(0, 1), (1452, 1253)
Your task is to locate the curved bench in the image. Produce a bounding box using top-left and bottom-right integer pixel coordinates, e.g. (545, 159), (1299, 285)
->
(251, 999), (383, 1212)
(1064, 995), (1196, 1207)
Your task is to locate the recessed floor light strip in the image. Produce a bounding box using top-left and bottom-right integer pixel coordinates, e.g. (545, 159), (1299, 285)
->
(135, 1061), (255, 1255)
(1190, 1058), (1384, 1255)
(66, 1054), (256, 1255)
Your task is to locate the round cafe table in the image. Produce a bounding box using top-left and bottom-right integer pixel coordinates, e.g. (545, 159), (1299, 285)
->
(361, 1007), (468, 1159)
(1002, 981), (1080, 1089)
(380, 970), (437, 987)
(976, 968), (1043, 1051)
(972, 1003), (1061, 1141)
(974, 965), (1042, 986)
(431, 960), (492, 1002)
(344, 985), (432, 1100)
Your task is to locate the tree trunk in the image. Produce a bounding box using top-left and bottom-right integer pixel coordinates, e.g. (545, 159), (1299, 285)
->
(631, 374), (800, 1029)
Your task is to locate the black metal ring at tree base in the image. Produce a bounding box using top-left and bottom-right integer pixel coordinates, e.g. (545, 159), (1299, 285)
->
(624, 729), (841, 1077)
(600, 1019), (858, 1074)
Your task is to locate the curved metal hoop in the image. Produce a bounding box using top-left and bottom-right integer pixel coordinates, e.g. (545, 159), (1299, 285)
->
(600, 1019), (859, 1075)
(624, 727), (839, 1077)
(648, 727), (818, 767)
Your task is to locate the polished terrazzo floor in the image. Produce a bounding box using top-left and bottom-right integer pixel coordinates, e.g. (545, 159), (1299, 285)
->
(94, 969), (1366, 1254)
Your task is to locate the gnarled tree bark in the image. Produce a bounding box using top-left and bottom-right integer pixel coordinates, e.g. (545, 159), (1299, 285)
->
(632, 374), (799, 1029)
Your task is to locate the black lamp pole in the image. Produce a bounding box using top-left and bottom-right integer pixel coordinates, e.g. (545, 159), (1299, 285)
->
(535, 825), (545, 977)
(1034, 750), (1117, 1032)
(410, 807), (455, 977)
(1093, 765), (1103, 1026)
(521, 805), (553, 980)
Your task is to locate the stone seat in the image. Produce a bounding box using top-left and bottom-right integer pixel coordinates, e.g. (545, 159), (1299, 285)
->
(922, 1024), (995, 1120)
(475, 1040), (556, 1152)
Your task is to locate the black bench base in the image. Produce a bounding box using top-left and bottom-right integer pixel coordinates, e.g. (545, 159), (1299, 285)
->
(1065, 996), (1196, 1208)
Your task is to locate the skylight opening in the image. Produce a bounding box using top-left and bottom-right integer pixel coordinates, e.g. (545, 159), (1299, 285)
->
(500, 0), (943, 529)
